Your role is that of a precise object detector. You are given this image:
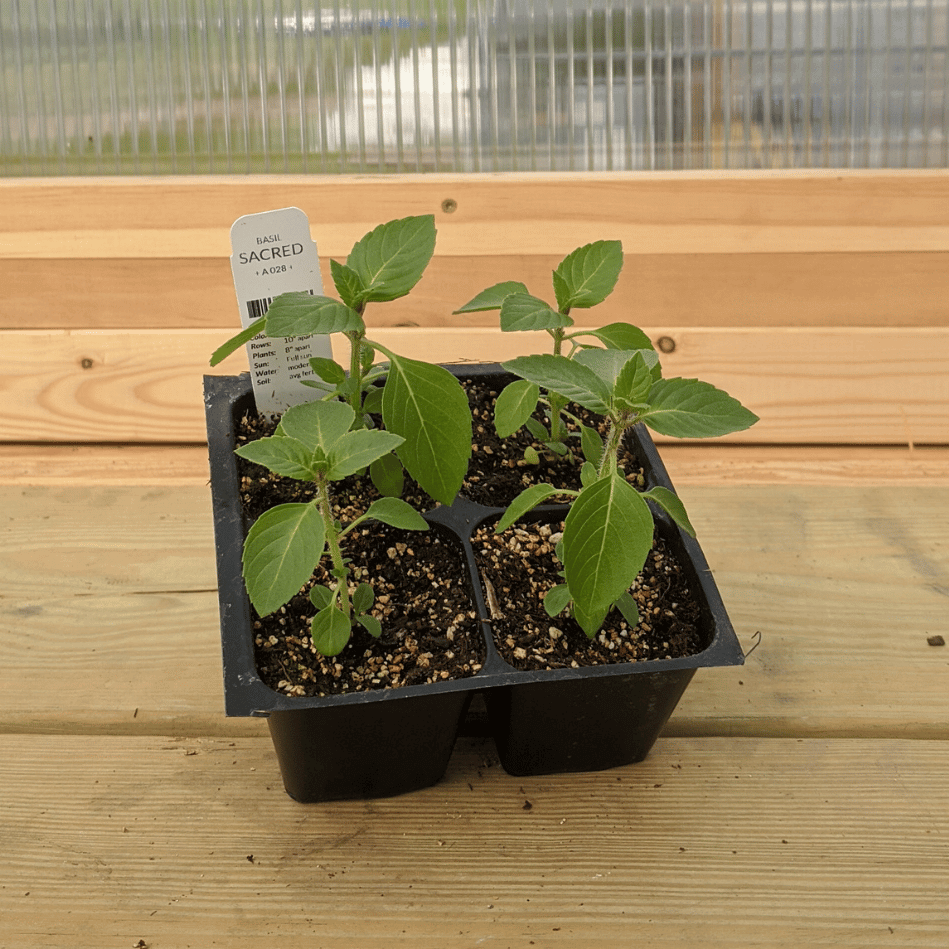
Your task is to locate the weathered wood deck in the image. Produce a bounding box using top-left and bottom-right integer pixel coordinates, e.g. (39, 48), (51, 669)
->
(1, 172), (947, 947)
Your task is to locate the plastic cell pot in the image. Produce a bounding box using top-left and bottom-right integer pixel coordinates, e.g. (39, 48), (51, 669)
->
(204, 366), (745, 798)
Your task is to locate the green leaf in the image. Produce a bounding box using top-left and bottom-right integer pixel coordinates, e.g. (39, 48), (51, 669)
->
(524, 417), (549, 442)
(346, 215), (436, 303)
(562, 473), (653, 617)
(453, 281), (529, 313)
(502, 354), (613, 415)
(579, 424), (603, 466)
(309, 357), (346, 385)
(352, 582), (374, 613)
(310, 604), (352, 657)
(309, 585), (334, 610)
(362, 385), (384, 415)
(543, 583), (573, 618)
(210, 316), (266, 367)
(279, 399), (355, 453)
(641, 378), (760, 438)
(369, 451), (404, 497)
(234, 435), (319, 481)
(613, 591), (640, 628)
(573, 347), (637, 388)
(363, 497), (429, 531)
(580, 461), (598, 487)
(263, 291), (363, 337)
(331, 259), (365, 309)
(642, 486), (697, 538)
(574, 322), (654, 352)
(496, 483), (569, 533)
(242, 503), (326, 617)
(356, 613), (382, 638)
(552, 240), (624, 311)
(544, 439), (568, 456)
(379, 352), (472, 506)
(523, 446), (540, 465)
(572, 598), (611, 639)
(499, 293), (573, 332)
(494, 379), (540, 438)
(327, 429), (405, 479)
(614, 351), (654, 406)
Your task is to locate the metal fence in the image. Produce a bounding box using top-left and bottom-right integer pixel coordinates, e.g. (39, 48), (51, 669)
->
(1, 0), (946, 175)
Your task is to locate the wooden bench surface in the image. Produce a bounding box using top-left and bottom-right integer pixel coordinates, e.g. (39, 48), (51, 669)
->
(1, 171), (947, 947)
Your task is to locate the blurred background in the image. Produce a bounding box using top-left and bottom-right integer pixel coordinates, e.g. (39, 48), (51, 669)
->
(2, 0), (946, 176)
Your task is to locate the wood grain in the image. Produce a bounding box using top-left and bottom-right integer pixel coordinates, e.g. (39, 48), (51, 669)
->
(7, 251), (949, 331)
(1, 486), (946, 738)
(1, 327), (946, 445)
(4, 170), (949, 256)
(4, 444), (949, 488)
(1, 735), (946, 947)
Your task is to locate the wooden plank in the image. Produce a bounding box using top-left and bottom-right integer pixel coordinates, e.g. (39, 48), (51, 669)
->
(0, 328), (946, 445)
(1, 486), (946, 738)
(4, 444), (949, 488)
(7, 252), (949, 331)
(1, 735), (946, 947)
(4, 170), (949, 258)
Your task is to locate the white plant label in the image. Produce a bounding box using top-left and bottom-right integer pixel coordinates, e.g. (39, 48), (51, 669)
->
(230, 207), (333, 415)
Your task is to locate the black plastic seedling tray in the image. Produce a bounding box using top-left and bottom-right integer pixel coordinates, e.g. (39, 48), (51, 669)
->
(205, 367), (744, 800)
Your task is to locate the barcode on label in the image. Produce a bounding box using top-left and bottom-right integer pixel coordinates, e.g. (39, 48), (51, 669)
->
(245, 289), (314, 322)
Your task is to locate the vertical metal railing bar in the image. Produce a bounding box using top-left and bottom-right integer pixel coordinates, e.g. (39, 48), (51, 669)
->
(217, 0), (233, 171)
(290, 0), (306, 172)
(722, 0), (733, 168)
(803, 0), (813, 165)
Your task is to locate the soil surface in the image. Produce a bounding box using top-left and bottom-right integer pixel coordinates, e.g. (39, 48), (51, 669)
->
(234, 372), (706, 697)
(472, 519), (706, 671)
(460, 377), (645, 507)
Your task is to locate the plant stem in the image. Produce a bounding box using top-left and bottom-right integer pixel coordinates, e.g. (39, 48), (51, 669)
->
(548, 324), (568, 444)
(345, 328), (366, 427)
(316, 478), (351, 619)
(598, 419), (626, 479)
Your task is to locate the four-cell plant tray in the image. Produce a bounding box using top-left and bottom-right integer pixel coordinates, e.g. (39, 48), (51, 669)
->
(204, 367), (744, 802)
